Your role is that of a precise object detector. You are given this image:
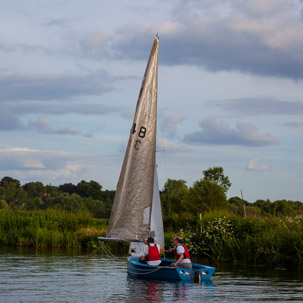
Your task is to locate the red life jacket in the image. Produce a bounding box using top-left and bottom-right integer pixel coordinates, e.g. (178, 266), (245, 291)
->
(147, 245), (160, 261)
(174, 245), (190, 260)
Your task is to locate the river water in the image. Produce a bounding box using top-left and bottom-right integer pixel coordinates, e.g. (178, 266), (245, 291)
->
(0, 247), (302, 303)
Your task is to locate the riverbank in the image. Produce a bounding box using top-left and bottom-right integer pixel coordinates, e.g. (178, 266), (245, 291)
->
(1, 209), (302, 267)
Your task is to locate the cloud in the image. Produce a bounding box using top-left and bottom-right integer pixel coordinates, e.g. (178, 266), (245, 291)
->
(184, 119), (278, 146)
(0, 147), (93, 183)
(157, 136), (190, 154)
(44, 18), (69, 27)
(109, 0), (303, 79)
(160, 112), (185, 136)
(0, 147), (77, 171)
(27, 116), (81, 135)
(215, 98), (303, 116)
(0, 108), (22, 130)
(0, 72), (114, 102)
(5, 100), (119, 116)
(284, 122), (303, 128)
(246, 158), (269, 171)
(78, 31), (111, 59)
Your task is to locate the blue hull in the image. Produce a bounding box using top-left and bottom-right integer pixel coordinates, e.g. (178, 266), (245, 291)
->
(127, 257), (215, 281)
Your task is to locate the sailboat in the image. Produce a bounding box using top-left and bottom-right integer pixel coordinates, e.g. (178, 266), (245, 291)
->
(98, 37), (215, 281)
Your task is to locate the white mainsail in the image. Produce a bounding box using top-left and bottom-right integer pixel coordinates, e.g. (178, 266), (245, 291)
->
(129, 165), (164, 255)
(150, 166), (164, 249)
(106, 38), (159, 242)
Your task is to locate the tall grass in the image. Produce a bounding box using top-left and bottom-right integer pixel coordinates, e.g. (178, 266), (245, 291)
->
(2, 209), (303, 267)
(164, 214), (303, 267)
(0, 209), (107, 248)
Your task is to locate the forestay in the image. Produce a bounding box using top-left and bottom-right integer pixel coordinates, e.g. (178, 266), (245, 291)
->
(106, 38), (159, 242)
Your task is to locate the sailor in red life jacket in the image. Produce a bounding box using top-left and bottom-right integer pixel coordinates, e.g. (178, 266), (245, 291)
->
(140, 237), (162, 266)
(168, 236), (192, 269)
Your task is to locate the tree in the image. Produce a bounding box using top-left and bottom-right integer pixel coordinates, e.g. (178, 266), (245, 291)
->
(202, 167), (231, 193)
(160, 179), (188, 215)
(23, 182), (45, 199)
(59, 183), (77, 194)
(0, 176), (20, 188)
(84, 197), (106, 218)
(186, 179), (227, 213)
(44, 193), (85, 212)
(254, 199), (271, 215)
(1, 180), (27, 208)
(77, 180), (102, 200)
(270, 200), (296, 217)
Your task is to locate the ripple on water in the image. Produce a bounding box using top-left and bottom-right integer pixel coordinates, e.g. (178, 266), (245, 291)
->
(0, 249), (303, 303)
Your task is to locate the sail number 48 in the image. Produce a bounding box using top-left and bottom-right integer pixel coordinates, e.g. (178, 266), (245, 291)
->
(132, 123), (146, 138)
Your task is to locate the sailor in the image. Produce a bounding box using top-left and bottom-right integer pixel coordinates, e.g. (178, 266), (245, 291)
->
(169, 236), (192, 269)
(140, 237), (162, 266)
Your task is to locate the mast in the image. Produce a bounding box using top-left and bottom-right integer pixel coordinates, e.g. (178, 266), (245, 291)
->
(106, 38), (159, 242)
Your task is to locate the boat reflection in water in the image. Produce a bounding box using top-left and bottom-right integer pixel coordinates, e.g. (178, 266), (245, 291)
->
(125, 277), (214, 302)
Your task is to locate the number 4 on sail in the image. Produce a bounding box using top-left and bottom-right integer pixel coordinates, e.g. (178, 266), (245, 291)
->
(98, 37), (215, 282)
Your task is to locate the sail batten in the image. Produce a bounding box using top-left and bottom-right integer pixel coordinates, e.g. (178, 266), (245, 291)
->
(106, 38), (159, 242)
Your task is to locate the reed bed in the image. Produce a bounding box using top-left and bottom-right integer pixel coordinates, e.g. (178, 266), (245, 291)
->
(1, 209), (303, 267)
(0, 209), (107, 249)
(164, 213), (303, 267)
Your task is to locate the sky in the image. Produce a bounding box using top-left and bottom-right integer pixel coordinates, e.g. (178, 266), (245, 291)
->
(0, 0), (303, 202)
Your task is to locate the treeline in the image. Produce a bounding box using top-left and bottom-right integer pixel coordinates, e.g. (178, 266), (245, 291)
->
(0, 176), (114, 218)
(0, 167), (302, 219)
(160, 167), (303, 219)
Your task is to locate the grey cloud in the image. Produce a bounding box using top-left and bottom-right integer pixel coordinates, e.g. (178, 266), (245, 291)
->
(0, 147), (76, 171)
(7, 101), (119, 116)
(214, 98), (303, 116)
(78, 32), (111, 59)
(0, 147), (105, 184)
(44, 18), (69, 27)
(184, 119), (278, 146)
(27, 117), (81, 135)
(0, 72), (114, 102)
(284, 122), (303, 128)
(0, 101), (118, 133)
(0, 42), (16, 52)
(160, 112), (185, 137)
(0, 108), (22, 130)
(109, 1), (303, 79)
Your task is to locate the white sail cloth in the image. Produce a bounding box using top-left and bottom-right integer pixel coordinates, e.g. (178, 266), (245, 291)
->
(106, 39), (159, 242)
(150, 167), (164, 249)
(129, 166), (165, 255)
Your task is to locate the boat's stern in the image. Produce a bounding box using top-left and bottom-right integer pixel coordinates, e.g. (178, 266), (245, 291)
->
(192, 264), (216, 281)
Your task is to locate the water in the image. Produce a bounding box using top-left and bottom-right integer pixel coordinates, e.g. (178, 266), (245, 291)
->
(1, 247), (303, 303)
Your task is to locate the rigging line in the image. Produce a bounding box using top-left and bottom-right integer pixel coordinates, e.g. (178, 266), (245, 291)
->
(156, 148), (168, 182)
(98, 240), (120, 259)
(163, 148), (168, 181)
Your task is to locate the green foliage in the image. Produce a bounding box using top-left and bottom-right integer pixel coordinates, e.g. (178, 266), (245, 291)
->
(0, 200), (8, 209)
(164, 214), (303, 267)
(202, 167), (231, 193)
(0, 176), (20, 188)
(0, 209), (106, 248)
(0, 177), (113, 218)
(160, 179), (188, 216)
(23, 182), (44, 199)
(186, 179), (227, 213)
(77, 180), (102, 200)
